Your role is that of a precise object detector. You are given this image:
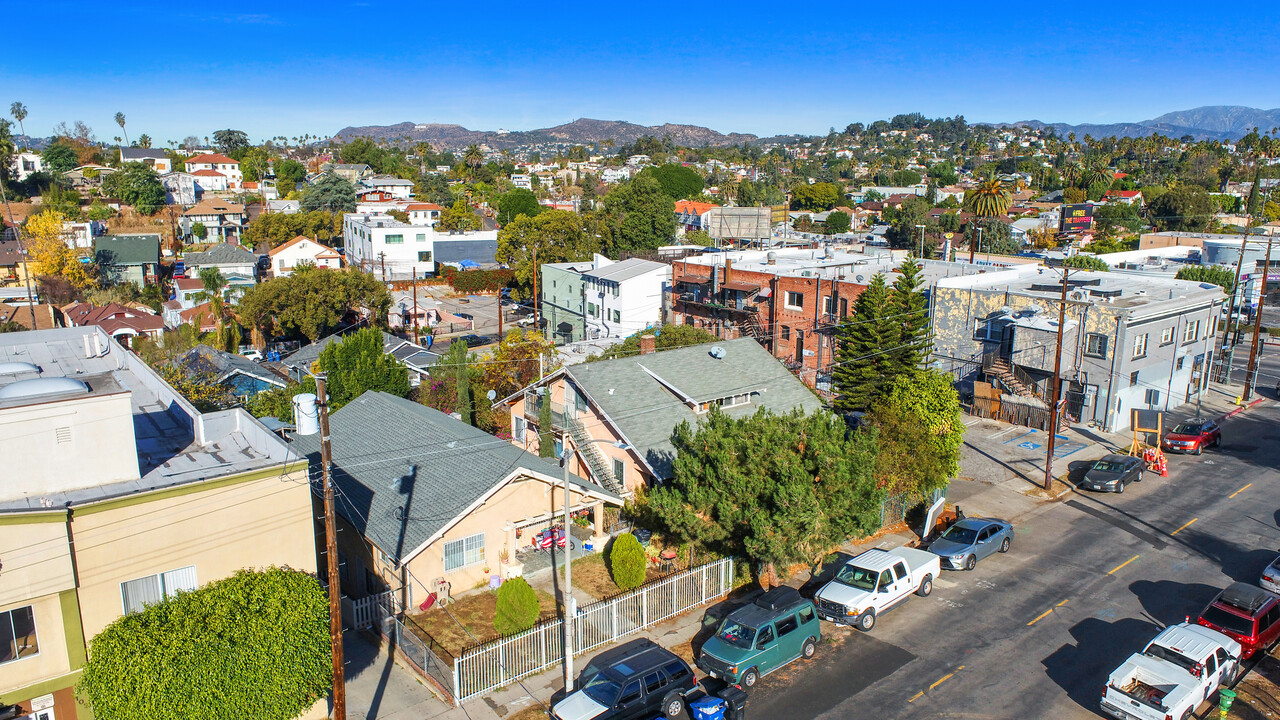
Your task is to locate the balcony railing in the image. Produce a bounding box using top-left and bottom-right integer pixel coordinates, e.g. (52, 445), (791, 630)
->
(523, 394), (568, 430)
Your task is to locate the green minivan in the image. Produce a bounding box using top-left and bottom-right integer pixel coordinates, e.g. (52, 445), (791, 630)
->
(696, 587), (820, 690)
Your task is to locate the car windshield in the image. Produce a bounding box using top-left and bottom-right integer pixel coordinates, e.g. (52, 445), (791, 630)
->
(834, 565), (878, 591)
(716, 620), (757, 649)
(1172, 423), (1205, 435)
(1202, 606), (1255, 637)
(580, 671), (622, 706)
(1143, 643), (1197, 673)
(1092, 461), (1127, 473)
(941, 526), (978, 544)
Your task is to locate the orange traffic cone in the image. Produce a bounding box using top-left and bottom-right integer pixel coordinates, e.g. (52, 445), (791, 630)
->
(1158, 454), (1168, 477)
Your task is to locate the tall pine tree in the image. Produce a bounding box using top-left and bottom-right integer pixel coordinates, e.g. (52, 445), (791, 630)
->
(832, 273), (900, 412)
(888, 259), (933, 371)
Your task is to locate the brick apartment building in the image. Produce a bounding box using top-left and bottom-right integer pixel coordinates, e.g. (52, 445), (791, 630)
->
(668, 248), (910, 385)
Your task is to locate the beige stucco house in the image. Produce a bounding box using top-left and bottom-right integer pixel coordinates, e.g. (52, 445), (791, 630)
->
(296, 391), (622, 611)
(0, 326), (318, 720)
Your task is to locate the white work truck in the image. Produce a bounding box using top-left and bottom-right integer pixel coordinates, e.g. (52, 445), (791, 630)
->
(1101, 622), (1241, 720)
(813, 547), (940, 631)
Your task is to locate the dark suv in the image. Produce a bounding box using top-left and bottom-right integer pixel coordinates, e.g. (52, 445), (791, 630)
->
(1196, 581), (1280, 660)
(551, 638), (697, 720)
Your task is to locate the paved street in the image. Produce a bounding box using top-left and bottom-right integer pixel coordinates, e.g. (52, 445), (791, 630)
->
(743, 399), (1280, 720)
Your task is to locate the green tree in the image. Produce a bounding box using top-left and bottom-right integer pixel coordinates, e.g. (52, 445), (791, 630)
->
(964, 218), (1020, 256)
(647, 408), (883, 573)
(869, 370), (963, 496)
(437, 339), (474, 425)
(113, 111), (128, 146)
(237, 266), (391, 342)
(437, 199), (482, 232)
(191, 221), (208, 240)
(212, 129), (251, 157)
(101, 162), (166, 214)
(537, 390), (554, 458)
(832, 274), (899, 412)
(888, 259), (932, 370)
(478, 328), (558, 401)
(242, 211), (342, 248)
(1149, 185), (1214, 232)
(1175, 265), (1236, 293)
(884, 196), (934, 249)
(1062, 254), (1110, 271)
(301, 174), (357, 213)
(493, 577), (541, 635)
(608, 533), (647, 591)
(1093, 202), (1143, 237)
(790, 182), (841, 211)
(495, 210), (597, 301)
(316, 326), (410, 411)
(463, 144), (484, 178)
(683, 229), (714, 246)
(964, 177), (1011, 221)
(77, 567), (330, 720)
(41, 141), (79, 175)
(495, 188), (543, 224)
(601, 174), (677, 254)
(639, 164), (704, 200)
(825, 210), (851, 234)
(274, 158), (307, 190)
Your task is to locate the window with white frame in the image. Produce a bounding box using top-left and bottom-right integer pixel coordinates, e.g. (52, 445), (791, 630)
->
(121, 565), (198, 614)
(1161, 326), (1175, 345)
(822, 295), (834, 315)
(0, 605), (38, 665)
(611, 309), (620, 323)
(1184, 320), (1200, 343)
(784, 291), (804, 310)
(1132, 333), (1148, 359)
(513, 416), (527, 442)
(443, 533), (485, 572)
(613, 458), (625, 487)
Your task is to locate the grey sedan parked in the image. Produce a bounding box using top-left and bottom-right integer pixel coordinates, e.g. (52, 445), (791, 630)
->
(928, 518), (1014, 571)
(1080, 454), (1144, 493)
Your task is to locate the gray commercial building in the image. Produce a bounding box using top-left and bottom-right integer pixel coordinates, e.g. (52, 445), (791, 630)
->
(932, 265), (1226, 433)
(540, 259), (595, 344)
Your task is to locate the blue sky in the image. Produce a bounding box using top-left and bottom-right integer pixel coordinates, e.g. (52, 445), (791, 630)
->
(7, 1), (1279, 144)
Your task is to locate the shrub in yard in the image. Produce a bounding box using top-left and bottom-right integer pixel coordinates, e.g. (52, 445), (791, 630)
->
(609, 532), (647, 591)
(493, 577), (540, 635)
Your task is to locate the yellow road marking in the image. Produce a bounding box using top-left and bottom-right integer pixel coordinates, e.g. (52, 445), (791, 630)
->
(929, 672), (956, 690)
(1171, 518), (1197, 536)
(908, 691), (923, 703)
(1229, 483), (1253, 499)
(1056, 599), (1070, 607)
(1108, 555), (1140, 575)
(1027, 609), (1054, 626)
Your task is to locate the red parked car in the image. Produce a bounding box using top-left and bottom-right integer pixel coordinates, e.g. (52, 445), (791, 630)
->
(1196, 582), (1280, 659)
(1162, 418), (1222, 455)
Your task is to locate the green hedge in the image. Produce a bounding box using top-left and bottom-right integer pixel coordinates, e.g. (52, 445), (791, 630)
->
(494, 577), (541, 635)
(442, 266), (514, 294)
(608, 533), (647, 591)
(78, 568), (330, 720)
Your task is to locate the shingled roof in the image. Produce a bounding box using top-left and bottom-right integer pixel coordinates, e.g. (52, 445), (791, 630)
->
(294, 391), (619, 562)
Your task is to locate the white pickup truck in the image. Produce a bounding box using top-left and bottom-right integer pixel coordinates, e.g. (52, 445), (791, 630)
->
(1101, 622), (1241, 720)
(813, 547), (940, 631)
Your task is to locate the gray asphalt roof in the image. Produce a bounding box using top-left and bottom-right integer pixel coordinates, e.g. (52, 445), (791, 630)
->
(563, 338), (821, 478)
(283, 330), (422, 369)
(434, 237), (498, 265)
(294, 391), (618, 562)
(121, 147), (168, 161)
(178, 344), (287, 386)
(584, 258), (667, 284)
(185, 243), (258, 266)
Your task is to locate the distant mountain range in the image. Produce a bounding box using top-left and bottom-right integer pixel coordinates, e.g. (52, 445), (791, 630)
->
(1001, 106), (1280, 142)
(333, 118), (761, 150)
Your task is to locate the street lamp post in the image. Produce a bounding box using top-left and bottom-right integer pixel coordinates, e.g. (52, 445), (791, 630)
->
(915, 224), (926, 258)
(560, 440), (576, 691)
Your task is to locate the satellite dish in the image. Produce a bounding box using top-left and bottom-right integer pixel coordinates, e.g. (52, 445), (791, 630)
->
(486, 389), (497, 401)
(709, 346), (727, 359)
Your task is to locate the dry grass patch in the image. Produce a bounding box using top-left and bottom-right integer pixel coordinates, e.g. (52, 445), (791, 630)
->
(570, 553), (664, 601)
(407, 586), (558, 660)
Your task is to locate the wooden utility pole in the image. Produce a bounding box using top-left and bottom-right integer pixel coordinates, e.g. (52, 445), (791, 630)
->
(969, 225), (983, 264)
(379, 252), (387, 283)
(412, 278), (420, 345)
(531, 246), (539, 327)
(1043, 267), (1071, 491)
(1242, 235), (1274, 401)
(561, 437), (575, 692)
(0, 180), (37, 329)
(498, 292), (504, 338)
(315, 376), (347, 720)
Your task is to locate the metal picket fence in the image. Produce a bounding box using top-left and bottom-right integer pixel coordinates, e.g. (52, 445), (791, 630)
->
(381, 614), (457, 700)
(452, 557), (734, 704)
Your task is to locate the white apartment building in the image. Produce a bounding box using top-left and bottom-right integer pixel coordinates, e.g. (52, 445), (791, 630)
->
(510, 174), (533, 190)
(343, 213), (438, 280)
(580, 256), (671, 339)
(183, 153), (243, 190)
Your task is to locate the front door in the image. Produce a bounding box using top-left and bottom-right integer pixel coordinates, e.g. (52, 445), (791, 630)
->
(795, 331), (804, 363)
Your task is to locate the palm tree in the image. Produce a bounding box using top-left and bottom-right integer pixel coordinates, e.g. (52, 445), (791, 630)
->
(463, 144), (484, 178)
(114, 112), (128, 146)
(9, 102), (27, 140)
(1080, 160), (1112, 192)
(194, 268), (239, 352)
(964, 177), (1011, 262)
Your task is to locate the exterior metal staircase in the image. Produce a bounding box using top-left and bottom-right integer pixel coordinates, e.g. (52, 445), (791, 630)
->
(566, 415), (625, 495)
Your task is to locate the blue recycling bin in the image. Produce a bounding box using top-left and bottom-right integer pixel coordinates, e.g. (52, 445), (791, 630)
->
(690, 696), (727, 720)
